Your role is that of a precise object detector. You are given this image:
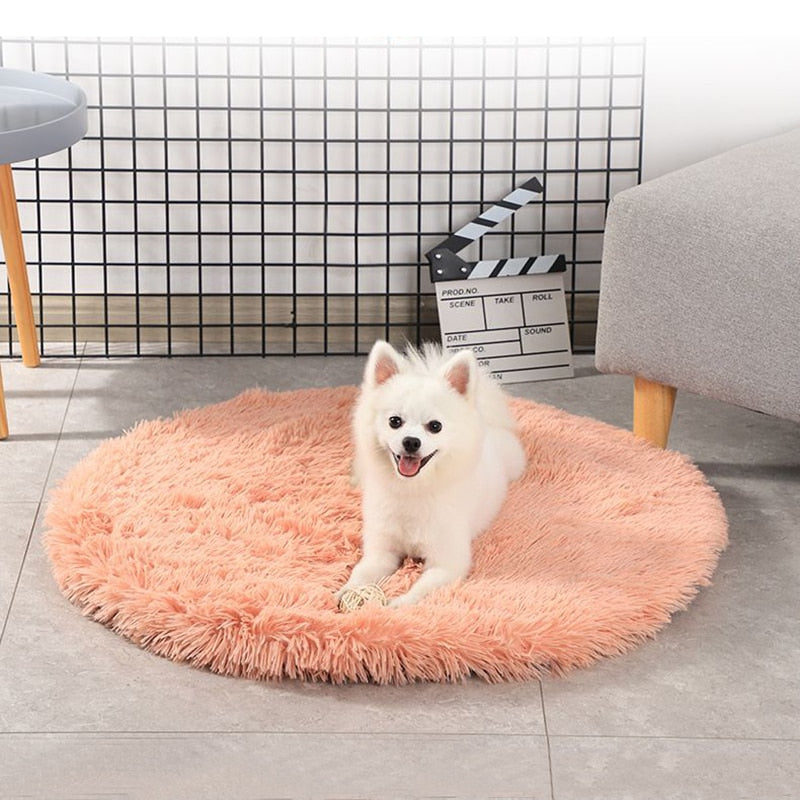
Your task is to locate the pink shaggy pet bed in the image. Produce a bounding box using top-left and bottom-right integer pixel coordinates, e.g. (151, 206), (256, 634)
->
(45, 386), (728, 684)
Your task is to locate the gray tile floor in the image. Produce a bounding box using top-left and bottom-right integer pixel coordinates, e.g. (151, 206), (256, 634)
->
(1, 352), (798, 799)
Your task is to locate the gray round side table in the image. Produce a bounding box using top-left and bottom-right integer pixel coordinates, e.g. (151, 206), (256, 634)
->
(0, 67), (87, 438)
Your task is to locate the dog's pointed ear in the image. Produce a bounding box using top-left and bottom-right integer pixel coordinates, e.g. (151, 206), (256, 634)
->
(365, 340), (404, 388)
(442, 349), (477, 398)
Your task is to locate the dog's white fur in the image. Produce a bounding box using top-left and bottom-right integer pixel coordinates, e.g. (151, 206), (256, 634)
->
(339, 340), (526, 607)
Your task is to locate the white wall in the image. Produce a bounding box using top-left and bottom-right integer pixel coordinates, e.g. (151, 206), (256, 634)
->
(642, 37), (800, 180)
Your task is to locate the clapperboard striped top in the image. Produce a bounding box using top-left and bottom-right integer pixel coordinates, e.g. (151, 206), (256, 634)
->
(467, 253), (565, 279)
(426, 175), (566, 282)
(434, 176), (543, 255)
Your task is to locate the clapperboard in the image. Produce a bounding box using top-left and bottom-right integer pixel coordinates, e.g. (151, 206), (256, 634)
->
(427, 177), (574, 384)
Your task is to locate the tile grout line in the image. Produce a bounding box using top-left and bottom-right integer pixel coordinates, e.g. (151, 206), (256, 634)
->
(0, 343), (86, 647)
(1, 729), (797, 743)
(0, 729), (552, 738)
(539, 680), (556, 800)
(1, 729), (798, 745)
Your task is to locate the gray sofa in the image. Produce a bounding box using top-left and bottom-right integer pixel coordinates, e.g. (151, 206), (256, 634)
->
(595, 127), (800, 446)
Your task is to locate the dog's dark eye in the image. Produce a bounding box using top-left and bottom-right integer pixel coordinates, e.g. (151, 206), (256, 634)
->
(426, 420), (443, 434)
(388, 416), (404, 429)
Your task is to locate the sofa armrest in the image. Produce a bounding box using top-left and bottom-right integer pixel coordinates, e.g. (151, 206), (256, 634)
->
(595, 127), (800, 423)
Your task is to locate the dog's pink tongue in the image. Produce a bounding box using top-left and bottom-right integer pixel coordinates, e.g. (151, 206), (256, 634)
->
(398, 455), (421, 477)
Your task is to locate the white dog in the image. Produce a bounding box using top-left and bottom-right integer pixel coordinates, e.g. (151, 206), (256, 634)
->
(339, 340), (526, 607)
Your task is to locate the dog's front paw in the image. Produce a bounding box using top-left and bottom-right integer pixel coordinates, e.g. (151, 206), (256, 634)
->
(388, 593), (417, 608)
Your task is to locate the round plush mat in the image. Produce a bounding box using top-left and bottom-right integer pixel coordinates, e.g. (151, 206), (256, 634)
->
(45, 386), (728, 684)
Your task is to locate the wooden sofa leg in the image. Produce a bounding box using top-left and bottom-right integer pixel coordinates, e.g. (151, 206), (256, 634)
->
(633, 376), (676, 448)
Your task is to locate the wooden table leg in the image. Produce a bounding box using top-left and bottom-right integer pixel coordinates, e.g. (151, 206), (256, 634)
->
(0, 162), (40, 368)
(633, 376), (677, 449)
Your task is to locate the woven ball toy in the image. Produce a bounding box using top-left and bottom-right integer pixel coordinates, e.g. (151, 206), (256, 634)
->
(337, 583), (388, 612)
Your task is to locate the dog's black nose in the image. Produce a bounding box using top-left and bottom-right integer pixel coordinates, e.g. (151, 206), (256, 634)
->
(402, 436), (421, 454)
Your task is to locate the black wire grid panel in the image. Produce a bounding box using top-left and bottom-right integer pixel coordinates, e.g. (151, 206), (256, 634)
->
(0, 37), (645, 357)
